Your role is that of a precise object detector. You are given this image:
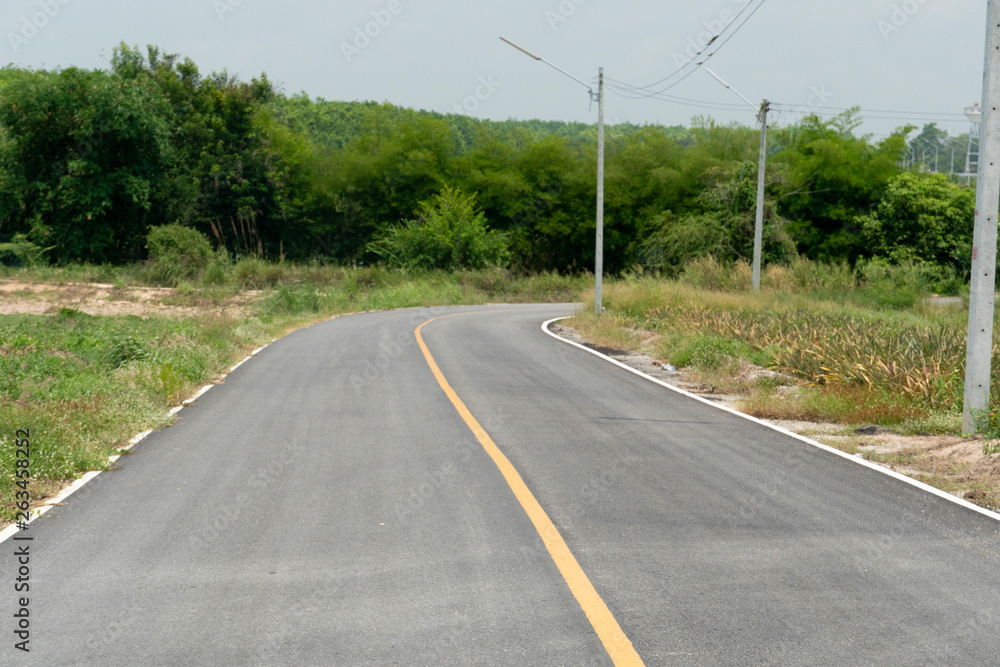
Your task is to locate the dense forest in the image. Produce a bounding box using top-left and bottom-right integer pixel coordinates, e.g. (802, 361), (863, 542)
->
(0, 44), (982, 278)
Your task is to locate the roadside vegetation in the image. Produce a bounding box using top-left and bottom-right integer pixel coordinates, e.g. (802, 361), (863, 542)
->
(570, 257), (997, 434)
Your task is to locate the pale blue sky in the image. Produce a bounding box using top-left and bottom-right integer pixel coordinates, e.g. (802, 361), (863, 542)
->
(0, 1), (987, 138)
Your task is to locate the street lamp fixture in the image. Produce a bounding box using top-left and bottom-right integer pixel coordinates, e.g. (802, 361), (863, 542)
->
(500, 37), (605, 315)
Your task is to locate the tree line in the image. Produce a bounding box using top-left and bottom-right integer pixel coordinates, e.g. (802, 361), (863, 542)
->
(0, 44), (981, 278)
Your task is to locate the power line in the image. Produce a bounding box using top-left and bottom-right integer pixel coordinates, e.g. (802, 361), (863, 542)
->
(603, 90), (966, 126)
(771, 107), (971, 125)
(610, 0), (770, 98)
(771, 102), (968, 119)
(603, 83), (753, 112)
(606, 1), (767, 93)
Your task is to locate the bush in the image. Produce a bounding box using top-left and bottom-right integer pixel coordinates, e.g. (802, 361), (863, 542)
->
(232, 257), (287, 289)
(857, 258), (944, 309)
(145, 224), (214, 285)
(0, 234), (46, 267)
(680, 256), (752, 291)
(368, 187), (510, 270)
(668, 335), (758, 371)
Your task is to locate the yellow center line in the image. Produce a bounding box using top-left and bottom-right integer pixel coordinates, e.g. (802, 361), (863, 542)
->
(415, 313), (644, 666)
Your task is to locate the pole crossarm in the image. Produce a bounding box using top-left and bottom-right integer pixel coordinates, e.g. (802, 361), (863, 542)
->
(706, 68), (757, 111)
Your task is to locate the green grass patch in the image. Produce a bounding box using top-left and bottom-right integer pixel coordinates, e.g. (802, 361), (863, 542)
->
(0, 265), (589, 521)
(0, 310), (275, 522)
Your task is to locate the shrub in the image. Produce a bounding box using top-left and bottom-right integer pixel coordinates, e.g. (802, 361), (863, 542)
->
(668, 335), (759, 371)
(368, 187), (510, 270)
(0, 234), (46, 267)
(145, 224), (214, 285)
(680, 256), (752, 291)
(856, 258), (943, 309)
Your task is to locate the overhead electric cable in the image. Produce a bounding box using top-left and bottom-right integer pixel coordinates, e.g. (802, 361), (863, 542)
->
(603, 84), (752, 112)
(609, 0), (770, 98)
(771, 102), (967, 119)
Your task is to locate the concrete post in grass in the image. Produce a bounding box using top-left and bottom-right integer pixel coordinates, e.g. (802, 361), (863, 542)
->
(962, 0), (1000, 433)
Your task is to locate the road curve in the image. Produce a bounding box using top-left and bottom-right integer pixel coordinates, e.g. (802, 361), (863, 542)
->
(4, 304), (1000, 665)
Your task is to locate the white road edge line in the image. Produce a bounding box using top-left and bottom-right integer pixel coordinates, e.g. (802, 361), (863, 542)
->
(0, 308), (454, 543)
(542, 316), (1000, 525)
(0, 323), (316, 544)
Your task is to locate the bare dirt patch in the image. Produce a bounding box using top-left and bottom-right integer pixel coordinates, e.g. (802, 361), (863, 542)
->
(549, 321), (1000, 514)
(0, 280), (258, 317)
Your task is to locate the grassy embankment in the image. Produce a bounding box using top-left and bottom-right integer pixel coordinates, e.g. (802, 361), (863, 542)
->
(569, 257), (1000, 438)
(0, 262), (587, 522)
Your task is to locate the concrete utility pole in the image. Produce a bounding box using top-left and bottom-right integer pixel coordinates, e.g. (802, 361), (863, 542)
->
(752, 100), (769, 290)
(499, 37), (605, 314)
(963, 0), (1000, 434)
(595, 68), (605, 314)
(706, 69), (768, 290)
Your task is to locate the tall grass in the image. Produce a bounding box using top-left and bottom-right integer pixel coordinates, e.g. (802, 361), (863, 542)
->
(571, 257), (995, 432)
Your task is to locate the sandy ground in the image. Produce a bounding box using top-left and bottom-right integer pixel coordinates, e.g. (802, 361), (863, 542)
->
(0, 280), (258, 317)
(549, 322), (1000, 513)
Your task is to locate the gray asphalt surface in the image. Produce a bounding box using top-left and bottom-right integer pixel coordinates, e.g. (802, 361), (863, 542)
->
(4, 304), (1000, 665)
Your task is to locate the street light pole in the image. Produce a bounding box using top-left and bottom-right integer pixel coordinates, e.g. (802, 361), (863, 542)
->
(500, 37), (605, 314)
(963, 1), (1000, 433)
(752, 99), (769, 290)
(595, 68), (605, 314)
(707, 69), (767, 290)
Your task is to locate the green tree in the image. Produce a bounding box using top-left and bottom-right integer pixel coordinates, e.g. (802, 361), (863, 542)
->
(774, 111), (907, 263)
(0, 67), (172, 262)
(858, 172), (975, 272)
(110, 44), (290, 257)
(639, 161), (795, 273)
(908, 122), (949, 171)
(368, 187), (509, 270)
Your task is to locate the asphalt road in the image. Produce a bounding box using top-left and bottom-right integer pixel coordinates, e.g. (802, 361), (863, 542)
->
(4, 304), (1000, 665)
